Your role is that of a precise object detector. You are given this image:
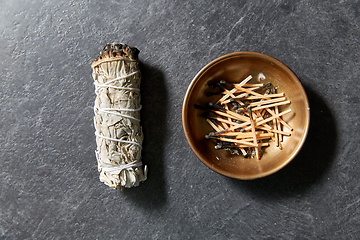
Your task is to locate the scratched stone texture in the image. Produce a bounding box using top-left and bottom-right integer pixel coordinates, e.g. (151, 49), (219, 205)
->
(0, 0), (360, 239)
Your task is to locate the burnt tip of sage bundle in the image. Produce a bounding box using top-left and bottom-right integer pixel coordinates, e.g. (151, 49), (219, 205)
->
(92, 43), (140, 68)
(102, 43), (139, 58)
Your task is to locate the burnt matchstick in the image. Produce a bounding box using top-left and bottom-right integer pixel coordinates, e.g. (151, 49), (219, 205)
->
(204, 134), (214, 140)
(205, 134), (236, 140)
(221, 93), (249, 104)
(247, 106), (259, 159)
(252, 82), (272, 92)
(251, 100), (291, 111)
(203, 112), (216, 120)
(232, 102), (249, 110)
(231, 101), (239, 109)
(275, 105), (283, 149)
(219, 80), (234, 87)
(217, 75), (253, 103)
(205, 116), (218, 126)
(212, 136), (262, 147)
(208, 102), (227, 111)
(208, 132), (216, 137)
(216, 83), (238, 101)
(248, 97), (287, 107)
(240, 93), (284, 100)
(264, 108), (293, 131)
(216, 82), (227, 90)
(215, 142), (238, 149)
(213, 110), (250, 122)
(215, 143), (249, 157)
(206, 119), (223, 132)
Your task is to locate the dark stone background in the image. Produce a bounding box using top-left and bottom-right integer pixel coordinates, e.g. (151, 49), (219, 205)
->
(1, 1), (359, 239)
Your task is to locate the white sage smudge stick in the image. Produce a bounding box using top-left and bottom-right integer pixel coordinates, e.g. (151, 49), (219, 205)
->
(91, 43), (147, 189)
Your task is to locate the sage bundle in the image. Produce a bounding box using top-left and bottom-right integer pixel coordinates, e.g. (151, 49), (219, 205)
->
(91, 43), (147, 189)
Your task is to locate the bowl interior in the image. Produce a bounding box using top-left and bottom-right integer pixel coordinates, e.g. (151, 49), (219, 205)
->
(182, 52), (309, 179)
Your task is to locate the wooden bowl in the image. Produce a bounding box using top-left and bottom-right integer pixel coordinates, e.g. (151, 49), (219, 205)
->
(182, 52), (310, 179)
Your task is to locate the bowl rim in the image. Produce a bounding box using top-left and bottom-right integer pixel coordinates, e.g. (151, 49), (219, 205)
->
(182, 51), (310, 179)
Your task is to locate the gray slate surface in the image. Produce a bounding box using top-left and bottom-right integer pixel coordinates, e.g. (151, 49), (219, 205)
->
(1, 0), (359, 239)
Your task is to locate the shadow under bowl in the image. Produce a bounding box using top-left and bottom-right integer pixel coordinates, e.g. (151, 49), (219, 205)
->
(182, 52), (310, 180)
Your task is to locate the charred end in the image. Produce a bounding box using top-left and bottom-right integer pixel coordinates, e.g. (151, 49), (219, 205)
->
(91, 43), (140, 68)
